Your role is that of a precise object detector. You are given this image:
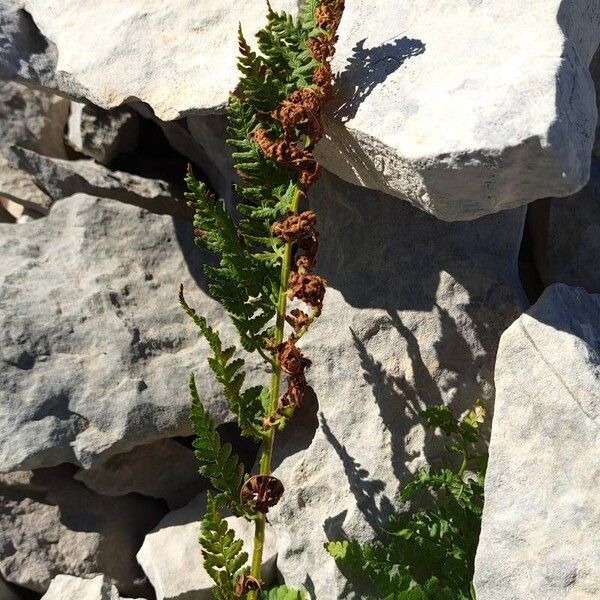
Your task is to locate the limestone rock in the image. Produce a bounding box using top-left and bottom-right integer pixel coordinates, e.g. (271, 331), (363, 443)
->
(137, 494), (277, 600)
(0, 156), (53, 214)
(0, 194), (264, 471)
(474, 284), (600, 600)
(0, 79), (68, 160)
(268, 171), (527, 599)
(0, 0), (297, 119)
(42, 574), (142, 600)
(67, 102), (139, 166)
(0, 79), (69, 213)
(10, 147), (190, 219)
(316, 0), (600, 220)
(3, 1), (599, 219)
(131, 105), (236, 206)
(0, 467), (163, 596)
(75, 438), (204, 509)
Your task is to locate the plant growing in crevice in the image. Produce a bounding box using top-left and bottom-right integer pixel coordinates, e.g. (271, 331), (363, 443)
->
(180, 1), (345, 598)
(326, 402), (487, 600)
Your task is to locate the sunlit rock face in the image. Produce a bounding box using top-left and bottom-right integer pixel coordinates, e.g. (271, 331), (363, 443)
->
(2, 0), (599, 219)
(475, 284), (600, 600)
(268, 171), (527, 599)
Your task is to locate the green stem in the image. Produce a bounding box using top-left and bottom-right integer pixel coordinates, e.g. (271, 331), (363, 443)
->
(458, 446), (469, 480)
(248, 186), (302, 595)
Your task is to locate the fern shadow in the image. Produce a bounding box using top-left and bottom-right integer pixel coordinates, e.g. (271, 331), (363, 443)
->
(332, 36), (426, 122)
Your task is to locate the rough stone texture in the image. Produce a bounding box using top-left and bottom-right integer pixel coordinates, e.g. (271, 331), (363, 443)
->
(42, 574), (142, 600)
(0, 0), (297, 119)
(0, 156), (53, 213)
(10, 147), (190, 219)
(0, 194), (265, 471)
(316, 0), (600, 220)
(0, 467), (163, 596)
(67, 102), (139, 166)
(474, 284), (600, 600)
(267, 171), (527, 599)
(131, 104), (236, 206)
(0, 79), (69, 213)
(3, 1), (599, 219)
(526, 48), (600, 295)
(0, 79), (68, 159)
(75, 438), (204, 509)
(137, 494), (277, 600)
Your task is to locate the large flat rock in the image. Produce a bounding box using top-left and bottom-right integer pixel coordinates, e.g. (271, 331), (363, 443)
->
(0, 194), (264, 471)
(2, 1), (599, 219)
(317, 0), (600, 220)
(0, 0), (297, 119)
(267, 171), (527, 599)
(474, 284), (600, 599)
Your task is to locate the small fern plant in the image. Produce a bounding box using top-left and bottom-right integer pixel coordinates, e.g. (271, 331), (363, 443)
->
(180, 1), (345, 598)
(326, 402), (487, 600)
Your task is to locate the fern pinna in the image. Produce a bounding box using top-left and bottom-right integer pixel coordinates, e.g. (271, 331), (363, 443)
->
(180, 1), (344, 598)
(325, 403), (487, 600)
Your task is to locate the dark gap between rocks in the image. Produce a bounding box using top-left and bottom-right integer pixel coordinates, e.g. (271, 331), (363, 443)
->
(518, 200), (547, 304)
(110, 115), (188, 194)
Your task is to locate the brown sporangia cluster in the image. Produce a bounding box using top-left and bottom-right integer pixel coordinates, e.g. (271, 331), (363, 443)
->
(257, 2), (344, 432)
(235, 575), (262, 597)
(240, 475), (285, 514)
(253, 0), (345, 189)
(264, 208), (326, 427)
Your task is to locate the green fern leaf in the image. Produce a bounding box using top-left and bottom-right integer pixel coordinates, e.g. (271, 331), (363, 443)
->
(200, 493), (249, 599)
(181, 288), (266, 438)
(262, 585), (306, 600)
(189, 373), (246, 514)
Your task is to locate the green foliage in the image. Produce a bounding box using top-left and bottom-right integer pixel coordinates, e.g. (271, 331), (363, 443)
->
(326, 403), (487, 600)
(182, 1), (340, 597)
(184, 0), (324, 356)
(184, 171), (280, 353)
(201, 494), (249, 600)
(189, 373), (246, 516)
(262, 585), (307, 600)
(181, 287), (266, 438)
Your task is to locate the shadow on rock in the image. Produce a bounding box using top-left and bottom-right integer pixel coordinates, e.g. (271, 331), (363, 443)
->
(332, 37), (426, 122)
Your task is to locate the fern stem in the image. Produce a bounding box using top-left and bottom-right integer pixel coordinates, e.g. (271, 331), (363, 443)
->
(249, 185), (302, 594)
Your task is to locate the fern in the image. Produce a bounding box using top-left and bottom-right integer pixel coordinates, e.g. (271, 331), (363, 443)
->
(181, 287), (265, 438)
(189, 374), (246, 515)
(201, 493), (249, 599)
(184, 172), (280, 353)
(326, 403), (486, 600)
(181, 1), (344, 596)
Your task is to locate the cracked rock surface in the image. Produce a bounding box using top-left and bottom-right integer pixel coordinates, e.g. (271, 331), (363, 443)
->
(0, 194), (264, 471)
(41, 574), (143, 600)
(2, 1), (599, 218)
(0, 467), (163, 596)
(268, 171), (527, 599)
(474, 283), (600, 600)
(137, 493), (277, 600)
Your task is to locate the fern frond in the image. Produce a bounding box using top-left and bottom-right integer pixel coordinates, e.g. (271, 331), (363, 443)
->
(200, 493), (249, 599)
(184, 169), (280, 352)
(180, 287), (266, 436)
(189, 373), (246, 515)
